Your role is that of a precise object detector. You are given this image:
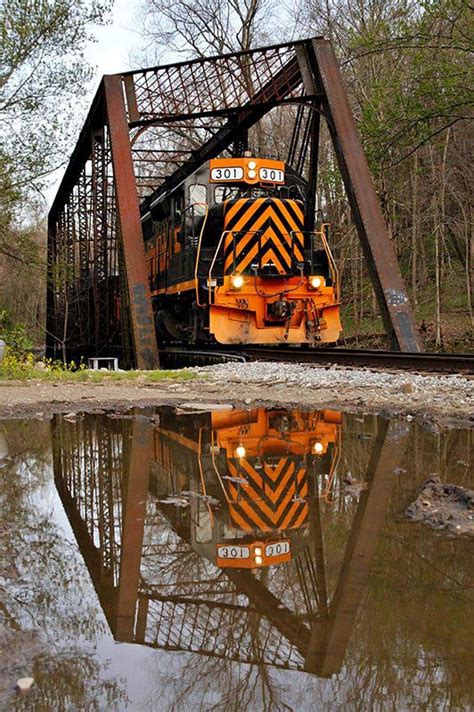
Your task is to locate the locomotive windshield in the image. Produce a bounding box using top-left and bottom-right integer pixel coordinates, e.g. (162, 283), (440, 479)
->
(213, 184), (305, 203)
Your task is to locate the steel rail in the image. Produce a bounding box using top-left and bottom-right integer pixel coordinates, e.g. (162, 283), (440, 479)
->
(242, 347), (474, 374)
(159, 346), (474, 374)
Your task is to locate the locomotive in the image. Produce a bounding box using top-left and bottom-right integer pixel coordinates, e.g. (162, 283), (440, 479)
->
(151, 407), (341, 570)
(141, 154), (341, 345)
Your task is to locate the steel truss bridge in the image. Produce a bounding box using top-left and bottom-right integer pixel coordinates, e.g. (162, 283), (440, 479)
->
(52, 414), (408, 675)
(47, 38), (422, 368)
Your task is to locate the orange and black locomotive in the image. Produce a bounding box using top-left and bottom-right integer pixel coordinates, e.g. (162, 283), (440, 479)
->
(141, 154), (341, 345)
(151, 407), (342, 570)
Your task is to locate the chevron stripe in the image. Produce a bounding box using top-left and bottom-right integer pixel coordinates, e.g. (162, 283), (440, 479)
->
(223, 227), (300, 274)
(224, 225), (296, 274)
(225, 198), (268, 231)
(225, 198), (304, 236)
(226, 457), (308, 531)
(223, 198), (304, 275)
(231, 241), (288, 275)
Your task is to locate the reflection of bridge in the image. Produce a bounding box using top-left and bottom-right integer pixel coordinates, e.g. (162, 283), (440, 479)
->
(52, 411), (407, 676)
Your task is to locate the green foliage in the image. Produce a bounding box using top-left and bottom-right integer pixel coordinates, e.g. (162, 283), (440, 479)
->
(0, 0), (112, 343)
(0, 0), (112, 243)
(0, 346), (198, 382)
(330, 0), (474, 171)
(0, 309), (33, 354)
(303, 0), (473, 348)
(0, 349), (36, 378)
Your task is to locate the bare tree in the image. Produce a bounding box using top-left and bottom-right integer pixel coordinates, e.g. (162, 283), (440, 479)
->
(138, 0), (277, 62)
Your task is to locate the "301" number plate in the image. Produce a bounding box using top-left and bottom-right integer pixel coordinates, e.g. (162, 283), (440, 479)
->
(259, 167), (284, 183)
(210, 167), (244, 181)
(217, 545), (250, 559)
(265, 541), (290, 558)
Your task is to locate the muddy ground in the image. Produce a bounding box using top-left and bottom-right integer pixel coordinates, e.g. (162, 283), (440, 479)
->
(0, 362), (472, 429)
(405, 476), (474, 536)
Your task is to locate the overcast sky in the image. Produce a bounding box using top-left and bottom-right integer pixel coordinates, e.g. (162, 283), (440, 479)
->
(88, 0), (144, 77)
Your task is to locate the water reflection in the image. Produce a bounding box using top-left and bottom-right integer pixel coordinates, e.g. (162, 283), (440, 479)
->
(1, 408), (472, 709)
(52, 408), (409, 679)
(0, 418), (129, 711)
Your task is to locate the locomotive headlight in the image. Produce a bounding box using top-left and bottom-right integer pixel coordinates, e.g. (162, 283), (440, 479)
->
(235, 444), (246, 459)
(254, 555), (263, 565)
(309, 276), (325, 290)
(254, 547), (262, 556)
(248, 160), (257, 170)
(231, 274), (244, 289)
(247, 169), (257, 178)
(313, 441), (324, 455)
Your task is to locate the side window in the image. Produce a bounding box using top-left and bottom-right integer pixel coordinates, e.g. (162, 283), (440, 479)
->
(189, 184), (207, 214)
(214, 186), (239, 203)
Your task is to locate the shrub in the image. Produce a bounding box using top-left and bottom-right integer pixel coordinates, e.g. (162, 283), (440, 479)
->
(0, 349), (36, 379)
(0, 310), (33, 356)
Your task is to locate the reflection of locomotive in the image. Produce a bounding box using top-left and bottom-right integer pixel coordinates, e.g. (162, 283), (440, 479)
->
(141, 155), (341, 345)
(151, 408), (341, 570)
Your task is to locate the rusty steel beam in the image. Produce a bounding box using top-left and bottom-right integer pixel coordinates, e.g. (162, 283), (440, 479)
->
(310, 39), (422, 352)
(224, 568), (311, 654)
(45, 216), (58, 358)
(52, 416), (125, 631)
(124, 41), (311, 126)
(115, 416), (153, 640)
(304, 419), (408, 675)
(104, 75), (159, 369)
(140, 52), (307, 213)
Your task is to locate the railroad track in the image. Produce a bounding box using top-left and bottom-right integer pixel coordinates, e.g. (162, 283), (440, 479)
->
(160, 346), (474, 374)
(242, 347), (474, 374)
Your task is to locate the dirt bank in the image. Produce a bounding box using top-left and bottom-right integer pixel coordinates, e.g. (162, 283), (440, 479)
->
(0, 362), (472, 428)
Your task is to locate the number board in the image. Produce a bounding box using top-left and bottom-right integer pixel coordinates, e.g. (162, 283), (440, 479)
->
(259, 167), (285, 183)
(210, 167), (244, 182)
(217, 545), (250, 559)
(265, 541), (290, 558)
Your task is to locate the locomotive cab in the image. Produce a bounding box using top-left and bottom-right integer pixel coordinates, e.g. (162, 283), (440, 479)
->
(142, 154), (341, 345)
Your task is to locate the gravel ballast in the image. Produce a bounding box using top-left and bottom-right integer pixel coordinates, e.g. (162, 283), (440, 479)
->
(195, 361), (473, 427)
(0, 362), (472, 427)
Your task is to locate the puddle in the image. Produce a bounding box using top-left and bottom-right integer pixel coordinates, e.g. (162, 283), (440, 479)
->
(0, 408), (473, 710)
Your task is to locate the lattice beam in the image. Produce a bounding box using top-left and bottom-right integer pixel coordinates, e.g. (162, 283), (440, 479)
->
(47, 36), (422, 364)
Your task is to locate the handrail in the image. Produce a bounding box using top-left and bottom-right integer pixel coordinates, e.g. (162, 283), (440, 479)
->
(290, 227), (340, 300)
(190, 202), (209, 307)
(209, 229), (284, 303)
(197, 428), (215, 526)
(320, 428), (341, 503)
(208, 229), (231, 305)
(210, 429), (233, 503)
(207, 227), (341, 305)
(319, 224), (340, 301)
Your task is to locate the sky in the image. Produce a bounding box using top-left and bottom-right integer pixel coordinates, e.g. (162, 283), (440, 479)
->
(87, 0), (144, 80)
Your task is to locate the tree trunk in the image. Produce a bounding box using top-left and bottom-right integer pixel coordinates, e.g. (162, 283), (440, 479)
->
(411, 153), (418, 306)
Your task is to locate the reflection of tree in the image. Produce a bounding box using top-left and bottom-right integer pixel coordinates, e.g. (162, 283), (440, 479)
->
(11, 655), (127, 712)
(341, 528), (474, 711)
(146, 654), (290, 712)
(309, 416), (474, 711)
(0, 422), (128, 711)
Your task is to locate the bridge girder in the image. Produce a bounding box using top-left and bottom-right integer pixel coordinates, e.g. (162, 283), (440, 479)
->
(47, 37), (422, 367)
